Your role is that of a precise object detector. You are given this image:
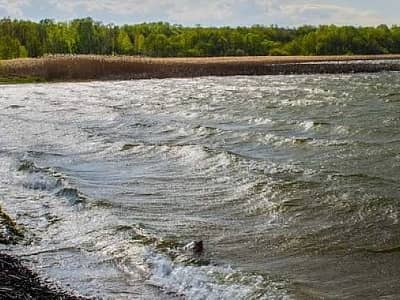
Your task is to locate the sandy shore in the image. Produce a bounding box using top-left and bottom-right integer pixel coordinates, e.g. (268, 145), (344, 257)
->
(1, 54), (400, 83)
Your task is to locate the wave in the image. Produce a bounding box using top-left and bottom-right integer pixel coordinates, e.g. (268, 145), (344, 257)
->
(327, 173), (398, 185)
(119, 143), (236, 173)
(17, 159), (86, 206)
(298, 120), (330, 131)
(57, 220), (294, 299)
(144, 249), (292, 300)
(17, 160), (42, 173)
(193, 125), (223, 137)
(6, 104), (25, 109)
(17, 160), (62, 191)
(55, 188), (86, 205)
(22, 173), (62, 191)
(383, 92), (400, 103)
(262, 133), (313, 147)
(248, 117), (274, 126)
(117, 141), (315, 187)
(128, 229), (292, 299)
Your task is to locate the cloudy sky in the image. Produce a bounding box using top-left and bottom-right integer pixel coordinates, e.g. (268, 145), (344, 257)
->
(0, 0), (398, 26)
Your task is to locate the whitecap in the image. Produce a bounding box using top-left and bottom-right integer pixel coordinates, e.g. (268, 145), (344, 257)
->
(248, 118), (273, 126)
(22, 173), (61, 191)
(144, 249), (292, 300)
(299, 120), (315, 131)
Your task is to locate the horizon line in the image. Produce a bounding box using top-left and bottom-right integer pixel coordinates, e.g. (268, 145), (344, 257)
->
(0, 16), (398, 29)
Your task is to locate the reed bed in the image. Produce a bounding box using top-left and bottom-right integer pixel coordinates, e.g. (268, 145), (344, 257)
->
(1, 54), (400, 82)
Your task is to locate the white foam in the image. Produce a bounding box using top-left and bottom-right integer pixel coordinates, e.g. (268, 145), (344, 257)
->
(194, 126), (222, 138)
(299, 120), (315, 131)
(262, 134), (295, 147)
(333, 125), (350, 135)
(248, 118), (273, 126)
(144, 249), (292, 300)
(168, 145), (209, 166)
(167, 145), (233, 173)
(21, 173), (60, 191)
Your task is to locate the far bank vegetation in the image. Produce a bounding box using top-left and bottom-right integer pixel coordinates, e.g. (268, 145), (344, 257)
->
(1, 18), (400, 59)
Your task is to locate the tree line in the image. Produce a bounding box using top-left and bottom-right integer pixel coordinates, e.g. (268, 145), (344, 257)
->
(1, 17), (400, 59)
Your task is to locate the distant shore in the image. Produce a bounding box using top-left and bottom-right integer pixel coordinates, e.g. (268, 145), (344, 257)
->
(1, 54), (400, 83)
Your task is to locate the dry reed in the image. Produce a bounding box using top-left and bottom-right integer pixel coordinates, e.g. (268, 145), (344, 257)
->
(1, 54), (400, 82)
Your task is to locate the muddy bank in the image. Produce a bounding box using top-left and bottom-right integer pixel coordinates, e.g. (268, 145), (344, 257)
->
(1, 54), (400, 83)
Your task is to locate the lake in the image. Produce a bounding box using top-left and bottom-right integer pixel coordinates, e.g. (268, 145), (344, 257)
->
(1, 72), (399, 299)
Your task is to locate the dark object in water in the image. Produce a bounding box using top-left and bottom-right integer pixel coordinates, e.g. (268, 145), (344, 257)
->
(0, 253), (87, 299)
(183, 240), (204, 255)
(17, 160), (38, 172)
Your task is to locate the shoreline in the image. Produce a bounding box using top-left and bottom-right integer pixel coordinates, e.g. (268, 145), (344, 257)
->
(1, 205), (88, 299)
(0, 253), (88, 300)
(1, 54), (400, 83)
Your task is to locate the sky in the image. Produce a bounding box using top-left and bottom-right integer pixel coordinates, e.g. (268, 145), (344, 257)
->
(0, 0), (398, 27)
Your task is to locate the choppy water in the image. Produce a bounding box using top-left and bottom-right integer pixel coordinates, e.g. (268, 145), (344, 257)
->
(1, 72), (400, 299)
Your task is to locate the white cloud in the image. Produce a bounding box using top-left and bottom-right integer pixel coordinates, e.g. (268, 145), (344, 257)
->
(0, 0), (31, 18)
(254, 0), (387, 25)
(45, 0), (249, 24)
(0, 0), (392, 26)
(48, 0), (171, 16)
(165, 0), (240, 24)
(289, 4), (384, 25)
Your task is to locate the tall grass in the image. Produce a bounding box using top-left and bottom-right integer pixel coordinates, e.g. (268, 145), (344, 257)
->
(1, 54), (400, 82)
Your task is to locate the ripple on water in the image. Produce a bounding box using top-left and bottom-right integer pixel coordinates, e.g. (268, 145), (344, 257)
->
(1, 73), (400, 299)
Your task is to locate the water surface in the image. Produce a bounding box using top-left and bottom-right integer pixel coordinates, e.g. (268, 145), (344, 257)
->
(1, 72), (399, 299)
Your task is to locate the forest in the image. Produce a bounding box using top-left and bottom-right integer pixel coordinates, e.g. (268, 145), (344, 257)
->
(1, 17), (400, 59)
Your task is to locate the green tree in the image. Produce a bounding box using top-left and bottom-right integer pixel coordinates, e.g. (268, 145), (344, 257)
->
(0, 36), (24, 59)
(116, 30), (133, 54)
(1, 18), (400, 59)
